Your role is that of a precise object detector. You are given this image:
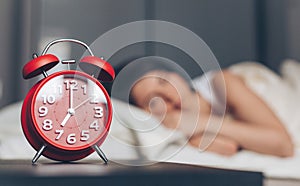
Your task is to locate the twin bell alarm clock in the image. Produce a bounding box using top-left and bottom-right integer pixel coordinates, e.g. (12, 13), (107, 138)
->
(21, 39), (115, 164)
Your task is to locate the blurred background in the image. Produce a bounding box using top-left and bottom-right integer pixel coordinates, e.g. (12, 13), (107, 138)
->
(0, 0), (300, 108)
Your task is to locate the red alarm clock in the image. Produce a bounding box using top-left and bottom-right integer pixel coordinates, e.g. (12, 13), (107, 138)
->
(21, 39), (115, 164)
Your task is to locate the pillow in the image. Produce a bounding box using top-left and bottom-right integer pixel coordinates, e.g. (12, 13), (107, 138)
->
(108, 98), (188, 160)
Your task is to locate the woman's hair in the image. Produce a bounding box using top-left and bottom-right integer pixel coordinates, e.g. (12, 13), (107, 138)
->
(111, 56), (194, 105)
(129, 90), (138, 106)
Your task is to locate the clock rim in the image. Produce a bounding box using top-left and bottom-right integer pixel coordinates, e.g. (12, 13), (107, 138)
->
(30, 70), (112, 151)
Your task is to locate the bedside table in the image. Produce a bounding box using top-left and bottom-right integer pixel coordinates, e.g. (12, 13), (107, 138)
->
(0, 160), (262, 186)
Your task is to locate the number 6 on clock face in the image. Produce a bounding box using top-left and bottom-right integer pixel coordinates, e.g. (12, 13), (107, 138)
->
(32, 71), (111, 151)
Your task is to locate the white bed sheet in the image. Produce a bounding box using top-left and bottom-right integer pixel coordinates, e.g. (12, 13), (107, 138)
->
(1, 99), (300, 180)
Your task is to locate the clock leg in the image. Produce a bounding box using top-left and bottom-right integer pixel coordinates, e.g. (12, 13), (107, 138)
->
(93, 145), (108, 164)
(32, 145), (47, 164)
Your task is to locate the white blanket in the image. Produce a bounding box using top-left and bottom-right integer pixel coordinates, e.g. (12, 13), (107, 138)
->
(1, 61), (300, 180)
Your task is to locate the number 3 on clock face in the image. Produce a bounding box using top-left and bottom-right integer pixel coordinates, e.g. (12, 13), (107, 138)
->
(32, 71), (111, 151)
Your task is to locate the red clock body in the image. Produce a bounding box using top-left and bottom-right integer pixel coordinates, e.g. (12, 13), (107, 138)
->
(21, 70), (112, 161)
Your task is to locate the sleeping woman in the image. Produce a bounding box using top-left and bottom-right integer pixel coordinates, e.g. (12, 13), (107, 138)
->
(129, 68), (294, 157)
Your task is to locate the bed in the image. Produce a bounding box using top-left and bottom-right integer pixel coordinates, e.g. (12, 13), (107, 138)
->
(1, 61), (300, 186)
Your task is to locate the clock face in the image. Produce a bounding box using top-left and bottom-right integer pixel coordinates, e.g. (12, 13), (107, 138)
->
(32, 71), (111, 151)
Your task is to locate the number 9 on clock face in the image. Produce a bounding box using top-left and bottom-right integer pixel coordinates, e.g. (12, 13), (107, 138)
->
(32, 71), (111, 151)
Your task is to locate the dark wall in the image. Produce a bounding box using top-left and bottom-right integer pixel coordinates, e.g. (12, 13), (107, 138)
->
(36, 0), (261, 77)
(151, 0), (258, 67)
(0, 0), (293, 108)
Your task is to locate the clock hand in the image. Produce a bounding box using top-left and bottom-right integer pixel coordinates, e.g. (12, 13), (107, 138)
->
(69, 86), (74, 109)
(62, 83), (76, 127)
(74, 97), (92, 110)
(60, 113), (72, 127)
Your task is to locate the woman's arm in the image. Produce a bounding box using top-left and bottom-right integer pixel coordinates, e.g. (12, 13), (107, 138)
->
(179, 110), (293, 157)
(219, 117), (293, 157)
(189, 132), (239, 156)
(162, 109), (240, 156)
(212, 70), (293, 157)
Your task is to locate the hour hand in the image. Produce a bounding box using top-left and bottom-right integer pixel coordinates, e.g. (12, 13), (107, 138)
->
(60, 108), (74, 127)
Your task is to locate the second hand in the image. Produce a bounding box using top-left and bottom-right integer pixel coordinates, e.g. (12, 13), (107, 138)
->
(74, 97), (92, 110)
